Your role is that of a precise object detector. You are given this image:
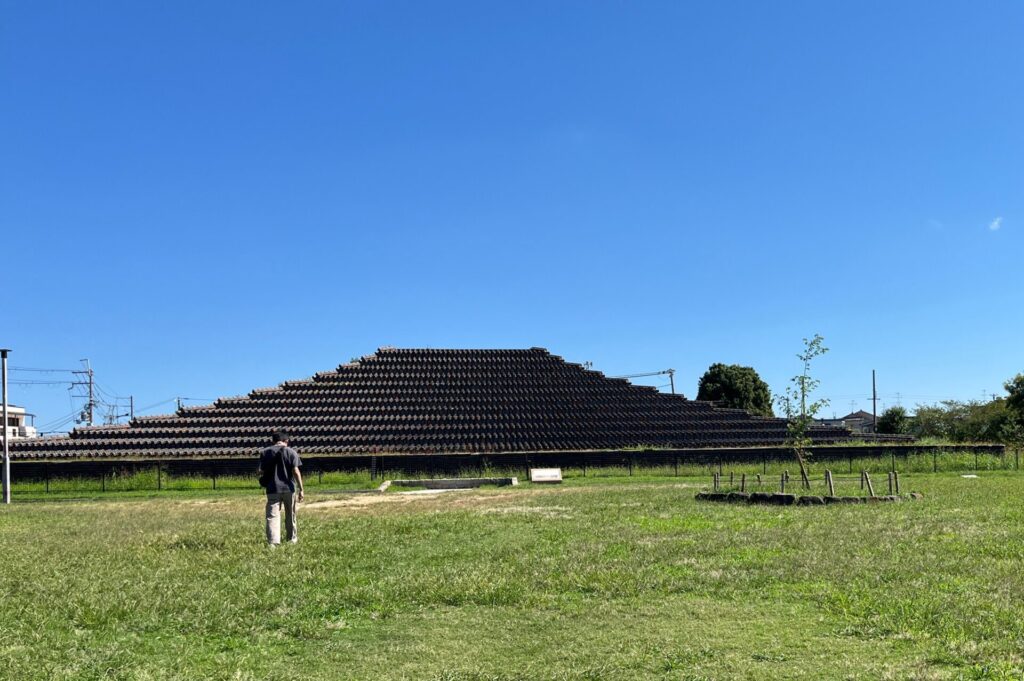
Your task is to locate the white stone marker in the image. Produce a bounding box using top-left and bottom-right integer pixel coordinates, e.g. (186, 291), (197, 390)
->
(529, 468), (563, 483)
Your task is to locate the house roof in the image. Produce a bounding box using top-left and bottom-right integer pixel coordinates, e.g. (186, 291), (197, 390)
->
(841, 410), (876, 421)
(12, 347), (857, 459)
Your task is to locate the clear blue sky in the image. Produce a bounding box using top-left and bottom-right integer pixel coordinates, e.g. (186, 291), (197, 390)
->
(2, 1), (1022, 432)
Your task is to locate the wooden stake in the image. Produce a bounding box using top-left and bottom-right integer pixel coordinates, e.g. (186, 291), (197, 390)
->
(825, 470), (835, 497)
(780, 472), (786, 493)
(894, 471), (900, 495)
(740, 473), (746, 493)
(888, 471), (894, 495)
(865, 472), (875, 497)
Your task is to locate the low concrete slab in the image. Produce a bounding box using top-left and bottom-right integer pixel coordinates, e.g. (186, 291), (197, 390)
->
(388, 477), (519, 490)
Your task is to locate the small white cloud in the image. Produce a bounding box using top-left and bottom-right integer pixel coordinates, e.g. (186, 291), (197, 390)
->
(989, 216), (1003, 231)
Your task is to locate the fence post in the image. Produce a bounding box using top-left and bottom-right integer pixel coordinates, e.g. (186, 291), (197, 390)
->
(740, 473), (746, 493)
(887, 472), (893, 495)
(780, 472), (786, 493)
(825, 470), (834, 497)
(894, 471), (900, 494)
(865, 472), (875, 497)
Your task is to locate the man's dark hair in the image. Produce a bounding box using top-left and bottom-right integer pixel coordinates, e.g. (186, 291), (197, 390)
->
(271, 429), (289, 444)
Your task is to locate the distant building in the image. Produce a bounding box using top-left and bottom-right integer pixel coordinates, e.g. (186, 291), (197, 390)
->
(818, 410), (875, 435)
(3, 405), (39, 441)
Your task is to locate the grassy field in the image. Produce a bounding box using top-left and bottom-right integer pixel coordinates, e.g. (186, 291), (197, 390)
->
(2, 473), (1023, 680)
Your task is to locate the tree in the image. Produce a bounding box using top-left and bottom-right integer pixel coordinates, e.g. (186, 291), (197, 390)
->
(696, 364), (774, 417)
(1003, 374), (1024, 455)
(1005, 374), (1024, 417)
(877, 406), (910, 434)
(775, 334), (830, 488)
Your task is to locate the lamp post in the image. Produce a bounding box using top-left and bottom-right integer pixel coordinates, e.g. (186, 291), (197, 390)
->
(2, 348), (10, 504)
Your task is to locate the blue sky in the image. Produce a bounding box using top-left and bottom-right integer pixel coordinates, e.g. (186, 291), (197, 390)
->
(2, 1), (1021, 431)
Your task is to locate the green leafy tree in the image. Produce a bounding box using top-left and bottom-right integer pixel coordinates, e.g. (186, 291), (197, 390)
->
(1003, 374), (1024, 455)
(1006, 374), (1024, 416)
(910, 399), (1011, 442)
(696, 364), (774, 417)
(877, 406), (910, 434)
(775, 334), (830, 488)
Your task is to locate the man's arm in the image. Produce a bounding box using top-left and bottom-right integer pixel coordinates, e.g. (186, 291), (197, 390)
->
(292, 466), (304, 502)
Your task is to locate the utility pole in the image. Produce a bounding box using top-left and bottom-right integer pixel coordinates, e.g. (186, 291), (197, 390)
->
(871, 370), (878, 433)
(72, 359), (95, 426)
(129, 395), (134, 421)
(2, 348), (11, 505)
(611, 369), (678, 395)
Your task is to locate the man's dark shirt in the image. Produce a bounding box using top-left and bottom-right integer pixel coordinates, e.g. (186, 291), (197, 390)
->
(259, 444), (302, 495)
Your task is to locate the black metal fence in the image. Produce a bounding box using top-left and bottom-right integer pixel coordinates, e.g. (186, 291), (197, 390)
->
(7, 444), (1012, 496)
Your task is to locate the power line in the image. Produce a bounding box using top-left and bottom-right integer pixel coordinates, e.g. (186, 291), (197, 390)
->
(10, 366), (76, 373)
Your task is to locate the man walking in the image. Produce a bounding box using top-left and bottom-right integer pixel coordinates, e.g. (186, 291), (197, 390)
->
(259, 429), (304, 545)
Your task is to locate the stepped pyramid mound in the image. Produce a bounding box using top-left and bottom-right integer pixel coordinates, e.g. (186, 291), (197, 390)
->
(12, 347), (855, 459)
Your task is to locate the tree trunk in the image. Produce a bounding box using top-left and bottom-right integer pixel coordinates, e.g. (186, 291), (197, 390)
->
(794, 448), (811, 489)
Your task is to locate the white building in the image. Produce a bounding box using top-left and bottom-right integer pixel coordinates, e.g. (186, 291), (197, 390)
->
(4, 405), (38, 441)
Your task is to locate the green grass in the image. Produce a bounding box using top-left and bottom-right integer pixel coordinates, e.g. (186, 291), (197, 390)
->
(3, 473), (1024, 679)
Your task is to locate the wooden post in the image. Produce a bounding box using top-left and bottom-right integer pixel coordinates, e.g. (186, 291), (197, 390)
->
(740, 473), (746, 493)
(780, 472), (786, 493)
(865, 472), (875, 497)
(887, 471), (893, 495)
(729, 471), (734, 486)
(894, 471), (900, 494)
(860, 470), (865, 490)
(826, 470), (835, 497)
(713, 472), (719, 491)
(800, 468), (810, 490)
